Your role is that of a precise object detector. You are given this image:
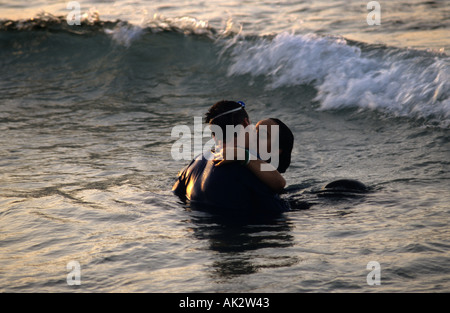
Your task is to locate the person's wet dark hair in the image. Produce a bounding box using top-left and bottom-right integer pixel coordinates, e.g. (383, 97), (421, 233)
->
(269, 118), (294, 173)
(205, 100), (249, 142)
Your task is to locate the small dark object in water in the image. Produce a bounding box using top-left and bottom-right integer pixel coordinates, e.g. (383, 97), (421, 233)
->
(324, 179), (368, 193)
(313, 179), (369, 198)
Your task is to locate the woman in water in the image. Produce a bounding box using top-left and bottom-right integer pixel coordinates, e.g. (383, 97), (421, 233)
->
(213, 117), (294, 193)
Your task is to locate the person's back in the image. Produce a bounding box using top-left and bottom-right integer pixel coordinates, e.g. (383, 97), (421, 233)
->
(172, 151), (290, 215)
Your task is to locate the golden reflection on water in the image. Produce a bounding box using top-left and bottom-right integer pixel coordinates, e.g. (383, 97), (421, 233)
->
(345, 28), (449, 52)
(1, 0), (448, 51)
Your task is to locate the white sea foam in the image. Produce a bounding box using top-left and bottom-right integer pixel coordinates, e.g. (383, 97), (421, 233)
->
(104, 22), (144, 47)
(227, 32), (450, 127)
(104, 15), (217, 47)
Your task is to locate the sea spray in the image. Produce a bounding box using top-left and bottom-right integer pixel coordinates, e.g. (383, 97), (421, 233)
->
(226, 32), (450, 127)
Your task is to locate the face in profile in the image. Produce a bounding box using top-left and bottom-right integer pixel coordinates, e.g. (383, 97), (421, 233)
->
(256, 118), (294, 173)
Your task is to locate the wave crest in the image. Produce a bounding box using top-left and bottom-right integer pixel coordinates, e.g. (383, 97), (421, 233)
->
(227, 32), (450, 128)
(1, 14), (448, 128)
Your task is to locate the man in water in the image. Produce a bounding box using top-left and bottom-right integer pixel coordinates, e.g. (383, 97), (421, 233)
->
(172, 100), (291, 215)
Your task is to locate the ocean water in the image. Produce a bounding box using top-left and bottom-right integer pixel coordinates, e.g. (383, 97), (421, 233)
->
(0, 0), (449, 293)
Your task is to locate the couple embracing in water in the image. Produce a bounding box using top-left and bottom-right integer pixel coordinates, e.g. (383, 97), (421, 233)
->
(172, 100), (294, 215)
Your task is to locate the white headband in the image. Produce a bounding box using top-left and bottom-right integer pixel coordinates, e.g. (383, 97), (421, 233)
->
(210, 101), (246, 122)
(210, 107), (243, 121)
